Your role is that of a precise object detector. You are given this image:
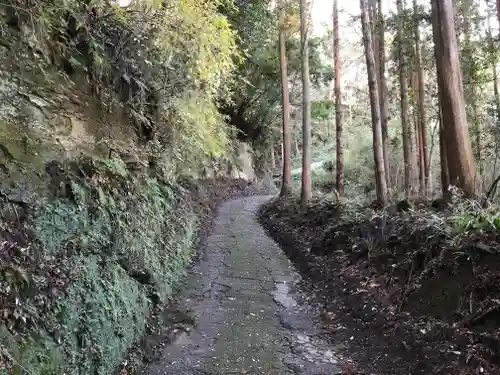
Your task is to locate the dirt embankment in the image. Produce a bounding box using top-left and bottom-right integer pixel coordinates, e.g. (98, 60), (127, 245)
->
(259, 197), (500, 375)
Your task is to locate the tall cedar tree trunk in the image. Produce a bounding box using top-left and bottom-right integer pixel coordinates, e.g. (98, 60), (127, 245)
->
(396, 0), (412, 197)
(377, 0), (391, 189)
(368, 2), (383, 196)
(462, 0), (482, 185)
(279, 3), (292, 197)
(370, 0), (390, 190)
(431, 0), (477, 196)
(333, 0), (344, 196)
(360, 0), (388, 206)
(300, 0), (312, 204)
(413, 1), (429, 197)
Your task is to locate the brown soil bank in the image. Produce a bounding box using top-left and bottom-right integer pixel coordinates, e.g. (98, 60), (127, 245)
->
(259, 197), (500, 375)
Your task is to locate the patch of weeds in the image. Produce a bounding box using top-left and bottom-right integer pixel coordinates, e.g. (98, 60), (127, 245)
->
(47, 255), (150, 375)
(449, 203), (500, 235)
(0, 327), (64, 375)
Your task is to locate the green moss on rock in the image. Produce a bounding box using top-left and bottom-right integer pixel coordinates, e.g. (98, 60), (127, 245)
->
(1, 157), (199, 375)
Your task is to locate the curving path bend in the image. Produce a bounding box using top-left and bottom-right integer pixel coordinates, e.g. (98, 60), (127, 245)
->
(142, 196), (342, 375)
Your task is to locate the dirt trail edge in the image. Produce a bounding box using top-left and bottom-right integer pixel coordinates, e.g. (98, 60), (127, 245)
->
(141, 196), (342, 375)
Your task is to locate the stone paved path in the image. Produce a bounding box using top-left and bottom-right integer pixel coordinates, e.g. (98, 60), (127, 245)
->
(142, 197), (341, 375)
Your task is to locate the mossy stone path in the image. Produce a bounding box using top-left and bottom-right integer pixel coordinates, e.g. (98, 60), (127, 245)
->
(143, 197), (341, 375)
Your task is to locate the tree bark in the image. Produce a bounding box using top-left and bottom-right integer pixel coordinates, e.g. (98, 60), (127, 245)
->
(431, 0), (477, 196)
(462, 0), (482, 186)
(360, 0), (388, 206)
(396, 0), (411, 198)
(279, 3), (293, 197)
(377, 0), (390, 189)
(333, 0), (344, 197)
(413, 0), (429, 197)
(300, 0), (312, 204)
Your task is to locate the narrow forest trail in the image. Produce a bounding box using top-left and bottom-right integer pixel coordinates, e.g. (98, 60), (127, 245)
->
(141, 196), (342, 375)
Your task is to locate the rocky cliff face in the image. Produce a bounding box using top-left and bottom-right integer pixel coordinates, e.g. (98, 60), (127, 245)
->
(236, 142), (255, 180)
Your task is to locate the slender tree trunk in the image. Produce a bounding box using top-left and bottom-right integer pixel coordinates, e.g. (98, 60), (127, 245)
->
(494, 73), (500, 182)
(360, 0), (388, 206)
(487, 0), (500, 184)
(333, 0), (344, 196)
(413, 0), (429, 197)
(414, 99), (425, 194)
(369, 1), (379, 104)
(407, 76), (418, 190)
(300, 0), (312, 204)
(270, 147), (276, 172)
(370, 0), (388, 196)
(472, 91), (482, 187)
(491, 11), (500, 128)
(427, 120), (439, 193)
(396, 0), (411, 198)
(295, 132), (300, 156)
(369, 0), (389, 189)
(410, 70), (424, 195)
(369, 0), (378, 52)
(279, 3), (292, 197)
(438, 107), (450, 195)
(431, 0), (477, 196)
(377, 0), (390, 190)
(416, 45), (429, 196)
(462, 0), (482, 187)
(495, 64), (500, 124)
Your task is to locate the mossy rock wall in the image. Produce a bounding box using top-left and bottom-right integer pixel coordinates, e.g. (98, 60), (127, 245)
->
(0, 157), (200, 375)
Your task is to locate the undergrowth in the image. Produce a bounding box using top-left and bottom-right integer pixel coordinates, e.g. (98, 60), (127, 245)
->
(0, 156), (199, 375)
(260, 194), (500, 375)
(262, 192), (500, 261)
(261, 193), (500, 324)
